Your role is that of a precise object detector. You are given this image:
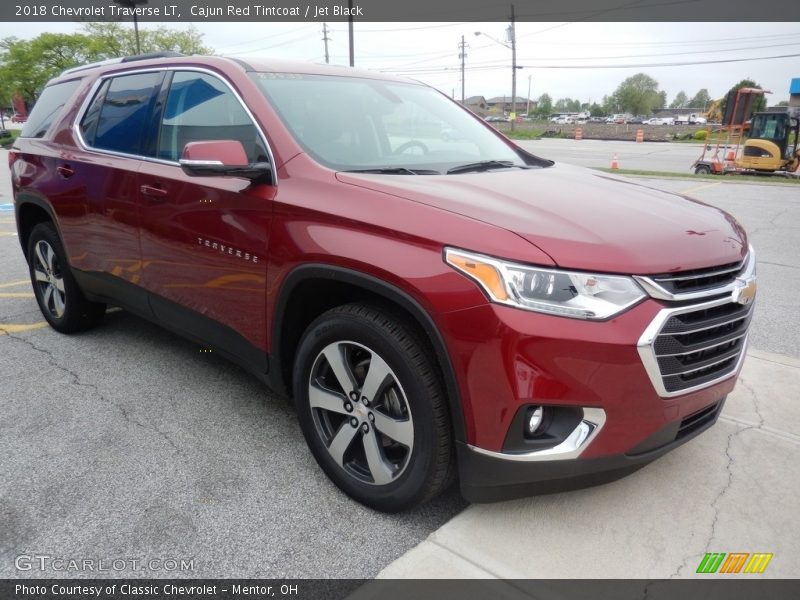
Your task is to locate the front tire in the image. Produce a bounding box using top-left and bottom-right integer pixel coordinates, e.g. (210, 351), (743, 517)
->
(27, 222), (106, 333)
(293, 303), (454, 512)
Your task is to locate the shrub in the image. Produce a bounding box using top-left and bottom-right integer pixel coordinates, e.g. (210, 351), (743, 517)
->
(694, 129), (708, 141)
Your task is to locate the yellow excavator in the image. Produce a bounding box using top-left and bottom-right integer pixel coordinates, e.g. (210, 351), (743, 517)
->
(693, 87), (800, 176)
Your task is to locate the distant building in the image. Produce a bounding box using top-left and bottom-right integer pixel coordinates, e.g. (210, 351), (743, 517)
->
(486, 96), (535, 115)
(462, 95), (489, 116)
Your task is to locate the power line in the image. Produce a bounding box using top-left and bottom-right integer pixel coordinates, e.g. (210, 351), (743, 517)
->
(214, 24), (317, 51)
(383, 51), (800, 74)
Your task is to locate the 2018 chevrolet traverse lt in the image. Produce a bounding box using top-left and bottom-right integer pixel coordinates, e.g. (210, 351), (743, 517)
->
(9, 54), (756, 511)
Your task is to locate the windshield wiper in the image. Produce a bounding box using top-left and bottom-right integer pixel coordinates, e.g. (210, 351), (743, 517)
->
(343, 167), (440, 175)
(446, 160), (529, 175)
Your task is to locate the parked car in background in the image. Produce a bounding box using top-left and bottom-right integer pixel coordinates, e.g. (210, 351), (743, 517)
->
(485, 115), (507, 123)
(675, 113), (708, 125)
(10, 53), (756, 511)
(11, 113), (27, 123)
(644, 117), (675, 125)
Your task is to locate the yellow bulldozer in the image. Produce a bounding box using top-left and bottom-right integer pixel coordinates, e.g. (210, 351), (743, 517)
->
(693, 87), (800, 176)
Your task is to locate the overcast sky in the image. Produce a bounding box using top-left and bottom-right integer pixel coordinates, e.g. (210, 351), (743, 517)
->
(4, 20), (799, 106)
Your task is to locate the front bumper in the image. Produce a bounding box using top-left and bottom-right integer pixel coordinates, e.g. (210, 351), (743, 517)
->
(438, 291), (745, 502)
(459, 397), (726, 503)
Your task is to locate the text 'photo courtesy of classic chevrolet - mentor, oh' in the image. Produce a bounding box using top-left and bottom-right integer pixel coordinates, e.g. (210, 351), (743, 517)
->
(9, 53), (756, 512)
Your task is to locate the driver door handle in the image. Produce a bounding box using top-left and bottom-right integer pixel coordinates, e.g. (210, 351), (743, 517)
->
(140, 184), (168, 199)
(56, 165), (74, 178)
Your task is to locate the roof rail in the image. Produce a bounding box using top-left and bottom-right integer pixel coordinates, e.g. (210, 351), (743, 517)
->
(120, 51), (185, 63)
(61, 58), (124, 76)
(60, 51), (185, 76)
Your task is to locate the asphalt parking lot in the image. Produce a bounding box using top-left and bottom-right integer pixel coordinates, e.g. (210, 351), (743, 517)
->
(518, 138), (741, 174)
(1, 144), (798, 579)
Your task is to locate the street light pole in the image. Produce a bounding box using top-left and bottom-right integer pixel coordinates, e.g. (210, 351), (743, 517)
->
(526, 74), (532, 116)
(475, 7), (521, 132)
(113, 0), (147, 54)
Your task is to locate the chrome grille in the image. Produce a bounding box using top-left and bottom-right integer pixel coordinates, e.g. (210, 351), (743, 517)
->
(637, 247), (756, 398)
(655, 301), (752, 393)
(649, 260), (744, 295)
(634, 253), (751, 302)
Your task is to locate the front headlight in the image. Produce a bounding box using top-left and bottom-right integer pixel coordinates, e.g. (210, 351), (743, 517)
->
(445, 247), (646, 320)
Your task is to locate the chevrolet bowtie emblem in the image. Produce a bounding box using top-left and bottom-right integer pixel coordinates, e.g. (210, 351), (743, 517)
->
(733, 278), (757, 306)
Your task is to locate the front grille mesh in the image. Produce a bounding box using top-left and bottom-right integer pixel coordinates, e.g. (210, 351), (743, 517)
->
(653, 301), (753, 393)
(650, 260), (744, 295)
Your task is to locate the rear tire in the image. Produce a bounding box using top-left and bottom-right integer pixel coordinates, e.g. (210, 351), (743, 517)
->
(293, 303), (454, 512)
(27, 222), (106, 333)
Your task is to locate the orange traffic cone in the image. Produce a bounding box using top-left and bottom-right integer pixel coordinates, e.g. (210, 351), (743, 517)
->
(611, 154), (619, 170)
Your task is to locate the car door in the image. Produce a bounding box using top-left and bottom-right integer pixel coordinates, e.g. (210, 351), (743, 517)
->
(136, 69), (275, 372)
(65, 71), (165, 311)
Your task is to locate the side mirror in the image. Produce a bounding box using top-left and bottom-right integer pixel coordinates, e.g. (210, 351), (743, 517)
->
(179, 140), (273, 185)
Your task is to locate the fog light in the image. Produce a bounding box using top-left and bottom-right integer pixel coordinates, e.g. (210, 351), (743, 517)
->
(525, 406), (544, 437)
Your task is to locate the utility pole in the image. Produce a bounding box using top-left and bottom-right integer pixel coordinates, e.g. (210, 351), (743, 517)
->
(458, 35), (468, 104)
(348, 0), (355, 66)
(322, 23), (330, 64)
(509, 3), (517, 131)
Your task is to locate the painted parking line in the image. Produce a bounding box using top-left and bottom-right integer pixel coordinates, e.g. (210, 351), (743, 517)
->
(0, 203), (14, 212)
(679, 181), (722, 195)
(0, 322), (47, 335)
(0, 292), (34, 298)
(0, 279), (30, 289)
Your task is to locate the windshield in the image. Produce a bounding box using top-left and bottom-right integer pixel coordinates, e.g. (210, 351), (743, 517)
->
(252, 72), (537, 173)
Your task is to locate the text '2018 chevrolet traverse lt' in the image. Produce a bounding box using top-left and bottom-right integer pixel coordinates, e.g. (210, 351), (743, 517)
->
(10, 54), (756, 511)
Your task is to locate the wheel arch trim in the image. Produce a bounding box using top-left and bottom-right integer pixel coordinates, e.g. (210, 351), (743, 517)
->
(13, 192), (63, 260)
(271, 263), (468, 444)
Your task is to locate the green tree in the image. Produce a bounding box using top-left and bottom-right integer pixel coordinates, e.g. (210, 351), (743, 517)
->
(1, 25), (211, 105)
(601, 94), (618, 115)
(610, 73), (665, 116)
(669, 91), (688, 109)
(82, 23), (211, 58)
(688, 88), (710, 110)
(588, 102), (605, 117)
(553, 97), (581, 112)
(535, 93), (552, 118)
(0, 34), (100, 104)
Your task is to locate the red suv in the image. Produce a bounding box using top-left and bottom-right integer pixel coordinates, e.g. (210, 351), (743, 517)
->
(9, 54), (756, 511)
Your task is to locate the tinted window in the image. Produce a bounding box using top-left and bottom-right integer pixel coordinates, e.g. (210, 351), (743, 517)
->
(20, 80), (81, 138)
(78, 79), (110, 146)
(158, 72), (267, 162)
(92, 72), (163, 155)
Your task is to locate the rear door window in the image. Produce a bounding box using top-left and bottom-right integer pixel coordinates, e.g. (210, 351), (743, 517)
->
(20, 79), (81, 138)
(84, 72), (164, 155)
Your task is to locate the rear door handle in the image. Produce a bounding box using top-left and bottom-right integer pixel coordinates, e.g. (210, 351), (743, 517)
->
(140, 184), (168, 199)
(56, 165), (74, 178)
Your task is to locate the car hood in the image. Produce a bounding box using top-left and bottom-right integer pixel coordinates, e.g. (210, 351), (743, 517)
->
(336, 163), (748, 274)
